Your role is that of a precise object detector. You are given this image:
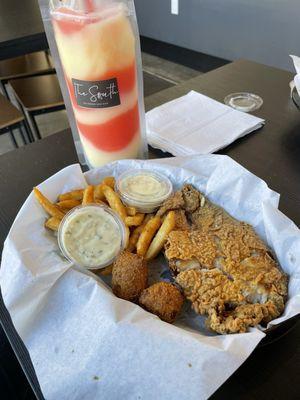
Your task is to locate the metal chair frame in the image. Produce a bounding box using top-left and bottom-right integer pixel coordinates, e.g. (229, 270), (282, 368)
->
(0, 119), (32, 148)
(15, 100), (65, 140)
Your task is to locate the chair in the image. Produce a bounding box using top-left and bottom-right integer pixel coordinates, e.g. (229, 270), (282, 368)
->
(0, 93), (32, 148)
(9, 74), (65, 140)
(0, 51), (54, 99)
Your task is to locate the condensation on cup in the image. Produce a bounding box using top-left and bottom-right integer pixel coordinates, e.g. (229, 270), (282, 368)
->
(44, 0), (147, 168)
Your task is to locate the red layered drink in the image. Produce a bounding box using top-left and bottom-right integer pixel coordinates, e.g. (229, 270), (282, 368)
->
(51, 2), (142, 167)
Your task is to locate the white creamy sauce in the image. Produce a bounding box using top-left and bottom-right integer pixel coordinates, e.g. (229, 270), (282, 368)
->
(61, 208), (121, 267)
(121, 174), (167, 201)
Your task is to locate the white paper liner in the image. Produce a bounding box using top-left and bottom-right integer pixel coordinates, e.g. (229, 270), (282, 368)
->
(291, 55), (300, 96)
(1, 156), (300, 400)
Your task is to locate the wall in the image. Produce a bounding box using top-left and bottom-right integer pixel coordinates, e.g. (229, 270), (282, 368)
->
(134, 0), (299, 71)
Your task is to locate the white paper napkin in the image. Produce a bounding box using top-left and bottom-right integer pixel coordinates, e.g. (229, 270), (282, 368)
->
(290, 55), (300, 96)
(146, 91), (265, 156)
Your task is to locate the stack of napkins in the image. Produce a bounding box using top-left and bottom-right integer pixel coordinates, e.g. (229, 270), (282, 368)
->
(291, 55), (300, 96)
(146, 91), (265, 156)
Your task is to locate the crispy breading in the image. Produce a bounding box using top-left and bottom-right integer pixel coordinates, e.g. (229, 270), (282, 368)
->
(191, 202), (269, 269)
(190, 202), (225, 231)
(235, 253), (287, 292)
(156, 190), (185, 217)
(173, 209), (190, 230)
(188, 195), (286, 282)
(157, 184), (203, 217)
(207, 305), (266, 334)
(176, 268), (285, 334)
(166, 184), (288, 334)
(165, 230), (217, 271)
(176, 269), (246, 315)
(168, 258), (202, 274)
(139, 282), (184, 323)
(112, 251), (148, 302)
(181, 184), (201, 212)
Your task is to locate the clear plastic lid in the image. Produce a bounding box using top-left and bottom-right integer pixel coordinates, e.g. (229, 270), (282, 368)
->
(58, 204), (126, 270)
(224, 92), (263, 112)
(116, 169), (173, 213)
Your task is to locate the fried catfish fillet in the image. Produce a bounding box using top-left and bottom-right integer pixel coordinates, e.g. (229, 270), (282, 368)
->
(181, 184), (201, 212)
(165, 186), (288, 334)
(165, 230), (217, 273)
(156, 190), (185, 217)
(156, 184), (204, 217)
(176, 267), (286, 334)
(173, 209), (190, 231)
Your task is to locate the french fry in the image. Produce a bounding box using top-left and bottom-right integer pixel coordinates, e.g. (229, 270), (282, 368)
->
(126, 206), (137, 216)
(145, 211), (176, 260)
(94, 199), (106, 206)
(44, 217), (62, 231)
(124, 226), (130, 248)
(102, 176), (115, 189)
(58, 209), (69, 214)
(94, 183), (106, 201)
(136, 216), (162, 257)
(102, 185), (127, 221)
(58, 189), (84, 202)
(127, 231), (139, 253)
(82, 185), (94, 205)
(127, 214), (152, 252)
(125, 213), (145, 227)
(56, 199), (81, 210)
(33, 188), (65, 219)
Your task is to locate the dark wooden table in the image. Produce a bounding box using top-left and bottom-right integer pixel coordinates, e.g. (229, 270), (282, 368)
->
(0, 0), (47, 60)
(0, 60), (299, 399)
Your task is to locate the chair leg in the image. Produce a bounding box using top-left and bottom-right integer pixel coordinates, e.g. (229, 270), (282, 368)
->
(45, 49), (51, 63)
(0, 80), (9, 99)
(19, 122), (27, 145)
(14, 99), (39, 141)
(28, 112), (42, 140)
(21, 119), (34, 143)
(9, 128), (18, 148)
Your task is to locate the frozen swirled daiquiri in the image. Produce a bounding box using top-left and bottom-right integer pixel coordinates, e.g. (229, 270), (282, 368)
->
(50, 0), (146, 167)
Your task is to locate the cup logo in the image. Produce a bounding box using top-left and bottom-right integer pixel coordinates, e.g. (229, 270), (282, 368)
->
(72, 78), (121, 108)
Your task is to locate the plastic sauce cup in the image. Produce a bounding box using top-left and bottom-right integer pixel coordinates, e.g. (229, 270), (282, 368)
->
(58, 204), (126, 269)
(116, 169), (173, 213)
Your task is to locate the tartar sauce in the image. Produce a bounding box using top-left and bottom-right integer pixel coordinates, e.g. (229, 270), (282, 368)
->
(121, 174), (166, 201)
(59, 206), (123, 268)
(116, 170), (173, 213)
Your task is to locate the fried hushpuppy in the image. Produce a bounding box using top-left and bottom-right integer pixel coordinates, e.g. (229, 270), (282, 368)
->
(139, 282), (184, 323)
(112, 251), (148, 302)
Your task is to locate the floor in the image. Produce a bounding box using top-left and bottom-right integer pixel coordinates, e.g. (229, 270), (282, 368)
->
(0, 53), (200, 156)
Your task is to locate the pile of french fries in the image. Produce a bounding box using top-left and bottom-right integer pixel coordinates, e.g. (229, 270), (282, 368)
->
(33, 175), (175, 269)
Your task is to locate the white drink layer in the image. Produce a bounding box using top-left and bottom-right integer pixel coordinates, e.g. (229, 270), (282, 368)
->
(80, 131), (141, 167)
(53, 11), (136, 81)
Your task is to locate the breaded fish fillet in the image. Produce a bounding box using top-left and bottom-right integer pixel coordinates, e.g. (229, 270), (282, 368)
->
(176, 268), (286, 334)
(165, 230), (217, 272)
(165, 185), (288, 334)
(173, 209), (190, 231)
(156, 184), (204, 217)
(156, 190), (185, 217)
